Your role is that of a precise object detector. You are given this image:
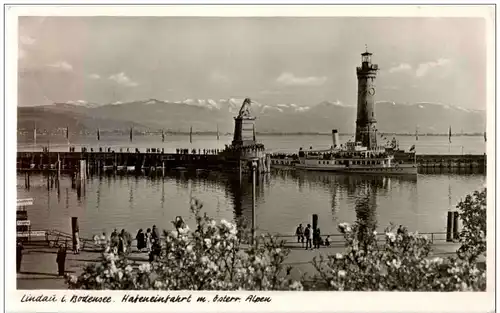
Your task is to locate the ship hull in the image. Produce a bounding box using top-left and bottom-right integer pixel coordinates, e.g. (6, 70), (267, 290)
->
(294, 163), (417, 175)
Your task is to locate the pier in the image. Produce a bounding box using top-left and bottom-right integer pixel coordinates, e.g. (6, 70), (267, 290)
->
(16, 151), (228, 174)
(17, 151), (486, 173)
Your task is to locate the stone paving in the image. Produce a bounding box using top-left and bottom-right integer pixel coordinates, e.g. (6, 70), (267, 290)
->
(16, 240), (461, 290)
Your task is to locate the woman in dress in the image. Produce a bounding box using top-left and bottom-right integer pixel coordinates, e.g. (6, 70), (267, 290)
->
(136, 229), (145, 252)
(145, 228), (152, 252)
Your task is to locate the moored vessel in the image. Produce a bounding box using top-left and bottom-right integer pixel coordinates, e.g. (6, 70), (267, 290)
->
(295, 141), (417, 175)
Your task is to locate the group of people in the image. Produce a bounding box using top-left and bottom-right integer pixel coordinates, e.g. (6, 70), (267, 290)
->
(135, 225), (162, 262)
(109, 229), (133, 255)
(295, 224), (330, 250)
(93, 225), (163, 260)
(176, 148), (220, 155)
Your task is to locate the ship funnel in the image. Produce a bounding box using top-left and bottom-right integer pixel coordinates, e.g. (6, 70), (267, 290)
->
(332, 129), (339, 148)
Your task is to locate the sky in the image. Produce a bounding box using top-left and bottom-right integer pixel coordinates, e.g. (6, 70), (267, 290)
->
(18, 16), (487, 110)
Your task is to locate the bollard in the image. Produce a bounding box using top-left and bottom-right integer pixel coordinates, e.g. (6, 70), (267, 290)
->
(251, 163), (256, 245)
(312, 214), (318, 232)
(446, 211), (453, 242)
(452, 211), (460, 240)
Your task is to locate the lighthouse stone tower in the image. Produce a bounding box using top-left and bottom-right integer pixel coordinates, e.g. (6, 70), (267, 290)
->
(355, 48), (379, 150)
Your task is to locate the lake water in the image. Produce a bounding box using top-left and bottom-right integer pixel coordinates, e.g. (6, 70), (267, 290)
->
(17, 171), (485, 240)
(16, 134), (486, 239)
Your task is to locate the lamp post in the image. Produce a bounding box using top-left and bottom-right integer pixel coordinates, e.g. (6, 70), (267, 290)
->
(250, 158), (258, 245)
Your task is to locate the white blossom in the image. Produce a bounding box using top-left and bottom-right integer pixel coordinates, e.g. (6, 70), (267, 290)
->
(69, 275), (78, 284)
(386, 232), (396, 242)
(138, 263), (151, 273)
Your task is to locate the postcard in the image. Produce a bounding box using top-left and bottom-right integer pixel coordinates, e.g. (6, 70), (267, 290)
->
(5, 3), (495, 313)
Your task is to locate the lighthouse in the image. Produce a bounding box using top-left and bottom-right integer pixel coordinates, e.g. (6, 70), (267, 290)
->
(355, 47), (379, 150)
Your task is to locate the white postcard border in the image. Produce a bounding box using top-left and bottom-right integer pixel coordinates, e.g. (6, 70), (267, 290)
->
(4, 3), (496, 313)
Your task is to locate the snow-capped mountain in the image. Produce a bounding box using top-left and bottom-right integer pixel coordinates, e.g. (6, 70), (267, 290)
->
(18, 98), (486, 134)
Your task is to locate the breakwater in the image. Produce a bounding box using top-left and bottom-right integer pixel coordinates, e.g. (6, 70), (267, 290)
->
(17, 151), (486, 175)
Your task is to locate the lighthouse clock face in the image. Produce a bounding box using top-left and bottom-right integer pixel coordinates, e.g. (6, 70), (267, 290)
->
(368, 88), (375, 96)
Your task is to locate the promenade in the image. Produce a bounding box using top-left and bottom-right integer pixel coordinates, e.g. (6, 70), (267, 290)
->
(16, 240), (461, 290)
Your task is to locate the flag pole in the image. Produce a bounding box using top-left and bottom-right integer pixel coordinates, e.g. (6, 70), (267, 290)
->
(33, 123), (37, 153)
(216, 124), (219, 151)
(448, 126), (452, 153)
(66, 126), (70, 152)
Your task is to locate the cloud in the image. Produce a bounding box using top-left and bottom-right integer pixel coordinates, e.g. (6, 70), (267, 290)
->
(388, 63), (412, 74)
(416, 58), (451, 77)
(382, 85), (399, 90)
(108, 72), (138, 87)
(276, 72), (327, 86)
(210, 71), (229, 83)
(20, 35), (36, 46)
(259, 90), (281, 95)
(46, 61), (73, 72)
(88, 73), (101, 80)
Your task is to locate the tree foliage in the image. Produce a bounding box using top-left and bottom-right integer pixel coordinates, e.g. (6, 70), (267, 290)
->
(311, 222), (486, 291)
(457, 188), (487, 262)
(311, 186), (489, 293)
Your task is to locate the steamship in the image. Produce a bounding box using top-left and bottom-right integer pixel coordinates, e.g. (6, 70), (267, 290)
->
(293, 130), (417, 175)
(271, 48), (418, 175)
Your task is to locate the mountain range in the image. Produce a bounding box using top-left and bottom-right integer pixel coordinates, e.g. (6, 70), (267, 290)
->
(17, 98), (486, 134)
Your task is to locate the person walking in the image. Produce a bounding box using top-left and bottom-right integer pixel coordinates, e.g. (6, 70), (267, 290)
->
(99, 232), (107, 249)
(295, 224), (304, 247)
(152, 225), (160, 244)
(56, 245), (67, 276)
(124, 230), (132, 253)
(118, 232), (125, 255)
(304, 224), (312, 250)
(145, 228), (152, 252)
(110, 229), (118, 254)
(136, 229), (145, 252)
(16, 241), (24, 273)
(314, 227), (321, 249)
(73, 232), (80, 254)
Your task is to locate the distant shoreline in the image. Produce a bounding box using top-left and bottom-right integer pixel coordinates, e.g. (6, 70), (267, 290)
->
(17, 131), (485, 137)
